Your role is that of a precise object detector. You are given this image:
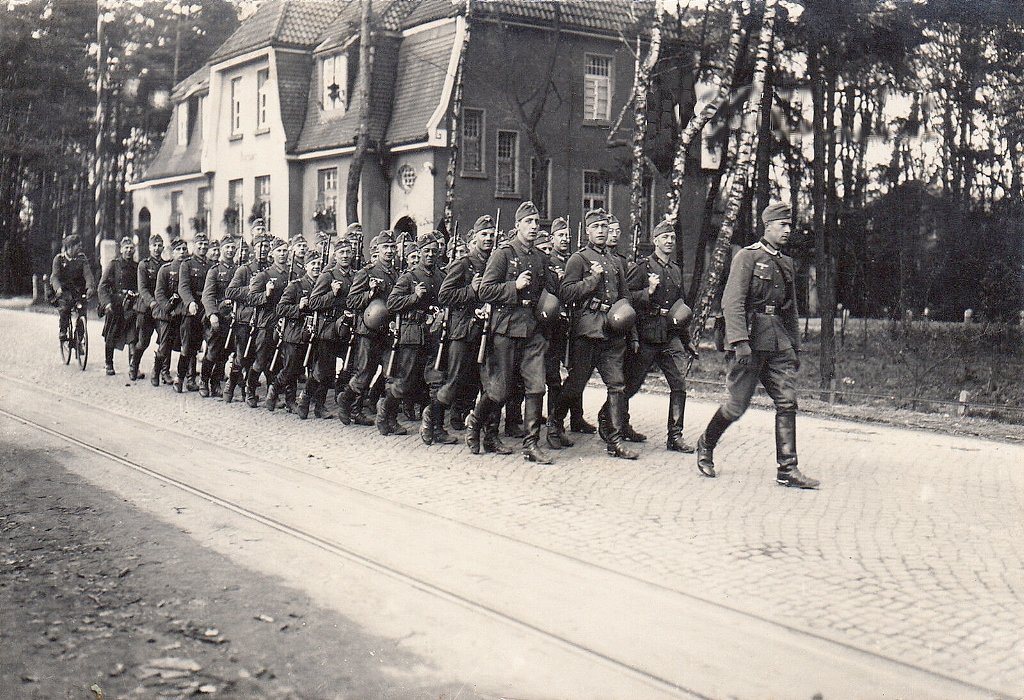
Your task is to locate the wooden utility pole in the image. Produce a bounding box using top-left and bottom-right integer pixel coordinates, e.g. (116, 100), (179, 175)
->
(94, 0), (107, 252)
(628, 0), (663, 260)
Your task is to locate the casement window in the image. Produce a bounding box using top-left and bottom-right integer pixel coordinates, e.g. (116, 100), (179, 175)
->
(256, 68), (270, 131)
(461, 108), (484, 175)
(228, 178), (243, 235)
(316, 167), (338, 212)
(197, 186), (211, 233)
(530, 157), (551, 219)
(583, 54), (613, 122)
(496, 130), (519, 196)
(321, 53), (347, 113)
(230, 76), (243, 136)
(255, 175), (271, 232)
(176, 102), (188, 146)
(170, 190), (183, 235)
(582, 170), (610, 214)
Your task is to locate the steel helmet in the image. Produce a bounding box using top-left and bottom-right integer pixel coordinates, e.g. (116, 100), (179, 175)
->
(605, 298), (636, 334)
(535, 289), (561, 324)
(668, 299), (693, 328)
(362, 298), (389, 331)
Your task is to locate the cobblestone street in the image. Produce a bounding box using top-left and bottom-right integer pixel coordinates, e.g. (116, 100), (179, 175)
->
(2, 308), (1022, 697)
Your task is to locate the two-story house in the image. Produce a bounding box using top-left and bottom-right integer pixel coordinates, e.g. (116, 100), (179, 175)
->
(129, 0), (706, 279)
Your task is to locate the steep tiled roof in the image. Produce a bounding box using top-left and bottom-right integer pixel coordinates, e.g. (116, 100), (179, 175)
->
(209, 0), (343, 64)
(139, 105), (204, 181)
(275, 52), (314, 151)
(170, 65), (210, 101)
(292, 35), (403, 154)
(315, 0), (423, 51)
(400, 0), (459, 29)
(471, 0), (653, 36)
(385, 20), (458, 146)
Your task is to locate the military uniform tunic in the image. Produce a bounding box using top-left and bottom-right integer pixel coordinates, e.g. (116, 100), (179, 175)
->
(135, 254), (164, 356)
(477, 236), (560, 402)
(386, 263), (445, 400)
(308, 263), (355, 386)
(178, 255), (210, 368)
(346, 259), (399, 395)
(719, 239), (800, 445)
(201, 259), (238, 382)
(436, 248), (488, 409)
(98, 257), (139, 353)
(624, 252), (690, 395)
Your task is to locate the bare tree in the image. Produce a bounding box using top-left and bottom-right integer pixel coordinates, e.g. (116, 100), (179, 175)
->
(345, 0), (373, 228)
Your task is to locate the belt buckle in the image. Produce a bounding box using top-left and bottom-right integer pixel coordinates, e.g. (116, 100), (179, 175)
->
(764, 304), (776, 314)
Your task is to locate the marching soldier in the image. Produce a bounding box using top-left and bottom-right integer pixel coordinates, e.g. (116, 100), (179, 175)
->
(224, 232), (265, 403)
(246, 237), (290, 407)
(307, 235), (356, 419)
(548, 208), (638, 460)
(696, 201), (819, 489)
(200, 236), (240, 398)
(470, 201), (561, 463)
(97, 236), (139, 376)
(133, 232), (165, 382)
(436, 216), (495, 434)
(152, 237), (188, 389)
(547, 218), (596, 436)
(621, 219), (696, 453)
(205, 238), (221, 265)
(178, 233), (211, 392)
(603, 214), (646, 443)
(378, 233), (450, 441)
(266, 249), (323, 415)
(338, 231), (400, 427)
(50, 233), (96, 344)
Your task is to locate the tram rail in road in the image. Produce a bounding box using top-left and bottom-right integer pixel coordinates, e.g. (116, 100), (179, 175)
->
(0, 372), (1010, 700)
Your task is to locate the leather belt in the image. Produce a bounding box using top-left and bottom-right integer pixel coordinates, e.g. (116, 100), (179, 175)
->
(657, 307), (670, 316)
(586, 300), (611, 312)
(519, 299), (535, 307)
(753, 304), (777, 315)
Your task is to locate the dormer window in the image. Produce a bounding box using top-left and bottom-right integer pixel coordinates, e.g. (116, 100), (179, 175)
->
(321, 53), (347, 113)
(176, 102), (189, 146)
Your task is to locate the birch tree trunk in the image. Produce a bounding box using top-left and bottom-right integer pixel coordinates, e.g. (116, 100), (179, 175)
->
(686, 0), (778, 373)
(665, 0), (745, 222)
(628, 1), (662, 260)
(441, 2), (472, 237)
(345, 0), (373, 228)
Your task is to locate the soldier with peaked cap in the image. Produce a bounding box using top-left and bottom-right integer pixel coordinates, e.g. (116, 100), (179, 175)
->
(618, 218), (697, 453)
(51, 233), (97, 344)
(469, 201), (561, 463)
(152, 237), (188, 389)
(378, 232), (450, 441)
(98, 236), (140, 376)
(308, 235), (356, 419)
(177, 233), (211, 392)
(246, 237), (290, 407)
(200, 236), (240, 398)
(133, 231), (166, 381)
(436, 215), (495, 438)
(339, 230), (401, 427)
(266, 249), (323, 416)
(224, 232), (269, 403)
(599, 213), (645, 443)
(548, 208), (638, 460)
(696, 201), (819, 489)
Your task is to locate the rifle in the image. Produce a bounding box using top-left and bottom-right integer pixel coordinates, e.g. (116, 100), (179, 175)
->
(242, 248), (268, 362)
(385, 313), (401, 377)
(476, 303), (491, 364)
(303, 237), (331, 369)
(433, 306), (449, 371)
(269, 249), (296, 373)
(224, 235), (244, 361)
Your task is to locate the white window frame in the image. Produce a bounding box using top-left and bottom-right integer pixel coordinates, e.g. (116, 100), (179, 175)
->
(256, 68), (270, 131)
(197, 186), (211, 233)
(230, 76), (243, 137)
(584, 54), (613, 122)
(176, 102), (188, 146)
(321, 53), (347, 113)
(460, 108), (485, 176)
(228, 178), (244, 235)
(170, 190), (183, 234)
(255, 175), (271, 232)
(496, 129), (519, 197)
(582, 170), (611, 215)
(317, 167), (338, 212)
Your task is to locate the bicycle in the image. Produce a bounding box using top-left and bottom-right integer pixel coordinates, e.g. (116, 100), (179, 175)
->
(59, 294), (89, 371)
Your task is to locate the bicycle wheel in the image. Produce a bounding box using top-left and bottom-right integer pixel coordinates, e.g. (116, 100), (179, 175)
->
(60, 327), (72, 365)
(76, 314), (89, 371)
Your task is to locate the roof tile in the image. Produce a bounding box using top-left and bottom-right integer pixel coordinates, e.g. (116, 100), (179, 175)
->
(210, 0), (342, 64)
